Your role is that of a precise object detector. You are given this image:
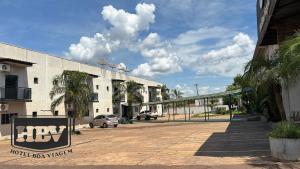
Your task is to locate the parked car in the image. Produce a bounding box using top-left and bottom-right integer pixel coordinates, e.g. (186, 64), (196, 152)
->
(89, 114), (118, 128)
(136, 110), (158, 120)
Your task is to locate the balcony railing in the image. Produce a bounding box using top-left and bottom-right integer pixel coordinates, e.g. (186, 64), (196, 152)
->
(149, 97), (161, 102)
(0, 87), (32, 101)
(90, 93), (98, 102)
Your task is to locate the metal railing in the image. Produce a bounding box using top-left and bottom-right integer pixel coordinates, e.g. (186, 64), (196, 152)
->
(0, 87), (31, 101)
(149, 97), (161, 102)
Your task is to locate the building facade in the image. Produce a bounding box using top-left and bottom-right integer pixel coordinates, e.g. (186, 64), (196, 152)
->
(0, 42), (162, 138)
(255, 0), (300, 120)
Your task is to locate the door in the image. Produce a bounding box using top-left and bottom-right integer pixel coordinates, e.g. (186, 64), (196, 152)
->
(94, 115), (104, 126)
(5, 75), (18, 99)
(122, 105), (128, 118)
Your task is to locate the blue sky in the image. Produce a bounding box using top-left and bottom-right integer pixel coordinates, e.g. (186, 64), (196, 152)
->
(0, 0), (257, 96)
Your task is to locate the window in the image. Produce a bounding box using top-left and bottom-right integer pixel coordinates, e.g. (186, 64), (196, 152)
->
(1, 113), (17, 124)
(95, 115), (104, 119)
(107, 108), (109, 112)
(34, 77), (38, 84)
(54, 111), (59, 116)
(107, 86), (109, 91)
(32, 111), (37, 117)
(96, 109), (99, 113)
(96, 85), (99, 90)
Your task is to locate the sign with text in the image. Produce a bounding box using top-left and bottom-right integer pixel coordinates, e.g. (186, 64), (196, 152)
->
(11, 117), (71, 152)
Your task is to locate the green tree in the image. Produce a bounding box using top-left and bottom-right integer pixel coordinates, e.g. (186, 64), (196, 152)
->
(50, 70), (92, 132)
(243, 53), (284, 121)
(160, 84), (170, 100)
(112, 81), (126, 115)
(171, 89), (183, 99)
(222, 74), (247, 112)
(112, 82), (126, 103)
(125, 81), (144, 119)
(242, 32), (300, 121)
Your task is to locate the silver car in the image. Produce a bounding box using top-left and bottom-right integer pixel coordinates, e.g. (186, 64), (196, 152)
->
(89, 115), (118, 128)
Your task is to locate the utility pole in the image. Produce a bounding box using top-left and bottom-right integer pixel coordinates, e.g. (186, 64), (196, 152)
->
(195, 84), (199, 96)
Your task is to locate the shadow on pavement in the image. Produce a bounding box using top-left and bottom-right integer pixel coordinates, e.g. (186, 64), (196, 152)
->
(195, 115), (271, 157)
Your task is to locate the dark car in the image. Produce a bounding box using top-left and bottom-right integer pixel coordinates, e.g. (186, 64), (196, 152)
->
(136, 110), (158, 120)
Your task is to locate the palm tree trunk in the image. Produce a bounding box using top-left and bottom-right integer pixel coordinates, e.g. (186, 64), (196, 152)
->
(272, 84), (286, 120)
(72, 117), (76, 132)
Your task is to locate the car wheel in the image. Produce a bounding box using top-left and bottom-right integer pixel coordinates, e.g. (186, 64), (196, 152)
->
(137, 116), (140, 120)
(145, 116), (150, 120)
(103, 123), (108, 128)
(114, 124), (118, 128)
(89, 123), (94, 128)
(154, 117), (157, 120)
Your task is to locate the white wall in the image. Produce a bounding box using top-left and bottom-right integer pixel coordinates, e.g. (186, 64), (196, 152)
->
(0, 43), (162, 136)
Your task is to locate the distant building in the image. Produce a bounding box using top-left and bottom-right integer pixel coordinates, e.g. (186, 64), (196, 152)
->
(255, 0), (300, 120)
(0, 42), (162, 138)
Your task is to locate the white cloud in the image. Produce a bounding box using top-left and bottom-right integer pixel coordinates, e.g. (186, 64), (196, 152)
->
(174, 84), (225, 97)
(132, 56), (182, 77)
(175, 84), (195, 97)
(196, 32), (255, 76)
(174, 27), (233, 45)
(65, 2), (254, 79)
(101, 3), (155, 40)
(132, 33), (182, 77)
(66, 3), (155, 60)
(171, 28), (255, 77)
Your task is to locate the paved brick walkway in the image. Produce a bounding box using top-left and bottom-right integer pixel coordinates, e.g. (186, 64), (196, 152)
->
(0, 121), (299, 168)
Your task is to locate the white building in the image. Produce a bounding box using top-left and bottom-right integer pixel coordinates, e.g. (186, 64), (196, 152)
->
(0, 42), (162, 138)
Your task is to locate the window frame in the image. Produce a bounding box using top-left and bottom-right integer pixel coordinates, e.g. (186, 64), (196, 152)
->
(1, 113), (17, 124)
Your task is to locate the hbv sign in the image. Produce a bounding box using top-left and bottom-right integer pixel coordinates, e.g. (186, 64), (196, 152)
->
(11, 117), (71, 152)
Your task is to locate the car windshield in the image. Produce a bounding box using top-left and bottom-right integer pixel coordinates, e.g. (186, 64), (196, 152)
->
(141, 111), (150, 114)
(107, 115), (116, 118)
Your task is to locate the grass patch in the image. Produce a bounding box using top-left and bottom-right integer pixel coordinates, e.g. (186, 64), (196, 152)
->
(191, 110), (246, 118)
(269, 121), (300, 138)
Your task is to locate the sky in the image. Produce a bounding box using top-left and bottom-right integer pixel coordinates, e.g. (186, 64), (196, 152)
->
(0, 0), (257, 96)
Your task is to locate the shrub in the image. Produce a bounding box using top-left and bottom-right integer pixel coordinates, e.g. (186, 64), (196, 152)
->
(215, 107), (227, 115)
(269, 121), (300, 138)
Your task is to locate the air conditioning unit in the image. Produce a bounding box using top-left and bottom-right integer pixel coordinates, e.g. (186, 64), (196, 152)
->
(0, 64), (11, 72)
(0, 104), (9, 111)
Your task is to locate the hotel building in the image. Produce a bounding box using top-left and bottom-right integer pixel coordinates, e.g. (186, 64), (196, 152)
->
(0, 42), (162, 138)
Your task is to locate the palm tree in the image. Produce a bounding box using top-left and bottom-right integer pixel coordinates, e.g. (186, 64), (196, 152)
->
(112, 81), (126, 115)
(160, 84), (170, 100)
(278, 32), (300, 84)
(125, 81), (144, 119)
(172, 89), (183, 99)
(243, 53), (285, 121)
(243, 32), (300, 121)
(112, 82), (125, 103)
(50, 70), (92, 132)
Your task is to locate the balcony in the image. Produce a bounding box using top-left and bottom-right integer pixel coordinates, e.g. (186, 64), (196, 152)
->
(0, 87), (32, 101)
(149, 97), (161, 102)
(90, 93), (98, 102)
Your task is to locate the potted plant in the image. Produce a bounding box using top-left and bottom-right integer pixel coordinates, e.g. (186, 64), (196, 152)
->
(269, 121), (300, 161)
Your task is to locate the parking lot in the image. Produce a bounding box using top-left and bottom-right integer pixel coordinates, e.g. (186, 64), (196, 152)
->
(0, 121), (299, 169)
